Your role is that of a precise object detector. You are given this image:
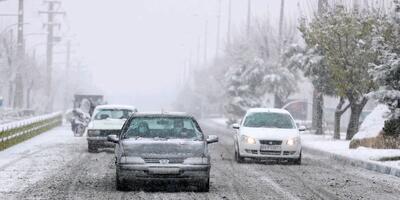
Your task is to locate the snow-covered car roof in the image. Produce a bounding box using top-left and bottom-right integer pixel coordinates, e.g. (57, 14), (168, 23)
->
(94, 104), (137, 111)
(132, 111), (190, 117)
(246, 108), (290, 114)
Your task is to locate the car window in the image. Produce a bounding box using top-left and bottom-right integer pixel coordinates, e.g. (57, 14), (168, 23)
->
(93, 109), (133, 120)
(243, 112), (295, 129)
(123, 116), (203, 139)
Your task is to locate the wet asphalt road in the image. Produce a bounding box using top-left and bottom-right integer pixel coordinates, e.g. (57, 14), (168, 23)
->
(3, 120), (400, 200)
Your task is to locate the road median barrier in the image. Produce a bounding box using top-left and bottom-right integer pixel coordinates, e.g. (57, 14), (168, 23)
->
(0, 112), (62, 151)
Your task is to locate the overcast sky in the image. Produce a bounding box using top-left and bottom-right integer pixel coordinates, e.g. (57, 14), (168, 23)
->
(65, 0), (314, 110)
(1, 0), (312, 110)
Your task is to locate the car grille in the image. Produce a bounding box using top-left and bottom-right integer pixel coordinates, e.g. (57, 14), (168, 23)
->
(283, 151), (296, 155)
(259, 140), (282, 145)
(143, 158), (185, 164)
(245, 149), (258, 154)
(100, 130), (120, 137)
(260, 150), (282, 155)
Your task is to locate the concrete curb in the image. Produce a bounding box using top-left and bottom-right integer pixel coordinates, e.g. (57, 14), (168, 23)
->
(303, 146), (400, 178)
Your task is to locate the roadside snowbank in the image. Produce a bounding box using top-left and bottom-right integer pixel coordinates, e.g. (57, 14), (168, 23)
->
(353, 104), (389, 140)
(302, 133), (400, 170)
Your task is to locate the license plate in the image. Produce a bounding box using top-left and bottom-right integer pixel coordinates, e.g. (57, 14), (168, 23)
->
(148, 168), (180, 175)
(260, 145), (281, 151)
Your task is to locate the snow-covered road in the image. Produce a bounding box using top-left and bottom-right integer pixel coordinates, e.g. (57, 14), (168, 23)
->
(1, 121), (400, 200)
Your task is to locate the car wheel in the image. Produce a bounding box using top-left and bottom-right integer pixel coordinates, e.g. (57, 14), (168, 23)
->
(88, 143), (98, 153)
(293, 152), (302, 165)
(197, 178), (210, 192)
(234, 148), (244, 163)
(116, 168), (129, 191)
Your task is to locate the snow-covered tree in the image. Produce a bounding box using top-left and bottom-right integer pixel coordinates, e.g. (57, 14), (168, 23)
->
(222, 21), (300, 123)
(370, 0), (400, 120)
(300, 5), (384, 140)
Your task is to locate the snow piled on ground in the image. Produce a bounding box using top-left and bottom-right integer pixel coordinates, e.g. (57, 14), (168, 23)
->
(353, 104), (390, 140)
(302, 133), (400, 169)
(0, 125), (85, 195)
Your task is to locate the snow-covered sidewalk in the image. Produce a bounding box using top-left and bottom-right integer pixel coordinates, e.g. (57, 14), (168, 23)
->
(0, 125), (85, 198)
(301, 133), (400, 173)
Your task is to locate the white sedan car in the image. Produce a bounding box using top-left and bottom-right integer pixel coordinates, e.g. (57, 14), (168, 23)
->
(232, 108), (304, 164)
(86, 105), (138, 152)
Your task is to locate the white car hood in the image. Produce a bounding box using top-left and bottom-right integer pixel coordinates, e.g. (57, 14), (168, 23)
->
(240, 127), (299, 140)
(88, 119), (126, 130)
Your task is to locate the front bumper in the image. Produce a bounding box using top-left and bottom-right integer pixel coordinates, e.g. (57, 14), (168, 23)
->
(238, 142), (301, 159)
(87, 137), (115, 148)
(117, 163), (210, 181)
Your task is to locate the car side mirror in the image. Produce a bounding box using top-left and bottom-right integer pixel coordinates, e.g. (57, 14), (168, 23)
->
(232, 123), (240, 130)
(206, 135), (219, 144)
(298, 126), (306, 132)
(107, 134), (119, 143)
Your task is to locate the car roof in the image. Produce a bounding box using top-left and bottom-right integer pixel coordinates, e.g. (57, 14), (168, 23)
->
(132, 111), (192, 118)
(95, 104), (137, 110)
(246, 108), (290, 114)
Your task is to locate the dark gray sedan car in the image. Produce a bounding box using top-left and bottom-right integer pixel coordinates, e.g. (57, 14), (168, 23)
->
(107, 112), (218, 191)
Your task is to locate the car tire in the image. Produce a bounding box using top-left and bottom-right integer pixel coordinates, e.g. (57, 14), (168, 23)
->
(116, 168), (129, 191)
(293, 152), (302, 165)
(197, 178), (210, 192)
(234, 148), (244, 163)
(88, 143), (98, 153)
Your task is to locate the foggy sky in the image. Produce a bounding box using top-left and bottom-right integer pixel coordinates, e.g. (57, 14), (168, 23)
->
(65, 0), (311, 110)
(1, 0), (308, 110)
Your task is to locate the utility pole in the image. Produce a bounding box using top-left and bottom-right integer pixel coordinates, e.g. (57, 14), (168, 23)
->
(203, 20), (208, 66)
(274, 0), (285, 108)
(246, 0), (251, 36)
(278, 0), (285, 52)
(196, 36), (201, 68)
(64, 40), (71, 110)
(14, 0), (24, 108)
(227, 0), (232, 45)
(39, 0), (65, 111)
(215, 0), (222, 60)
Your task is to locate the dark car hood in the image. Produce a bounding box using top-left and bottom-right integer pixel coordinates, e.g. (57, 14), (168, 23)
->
(121, 138), (205, 158)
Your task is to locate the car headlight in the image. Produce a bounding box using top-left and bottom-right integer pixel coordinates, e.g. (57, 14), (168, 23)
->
(120, 156), (145, 164)
(183, 157), (209, 165)
(87, 130), (101, 137)
(287, 137), (300, 146)
(241, 135), (256, 144)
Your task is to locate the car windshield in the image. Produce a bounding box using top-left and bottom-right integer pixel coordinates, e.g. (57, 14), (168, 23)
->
(123, 116), (202, 139)
(243, 112), (295, 129)
(93, 109), (133, 120)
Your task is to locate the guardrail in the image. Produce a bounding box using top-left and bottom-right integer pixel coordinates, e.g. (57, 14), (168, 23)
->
(0, 112), (62, 151)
